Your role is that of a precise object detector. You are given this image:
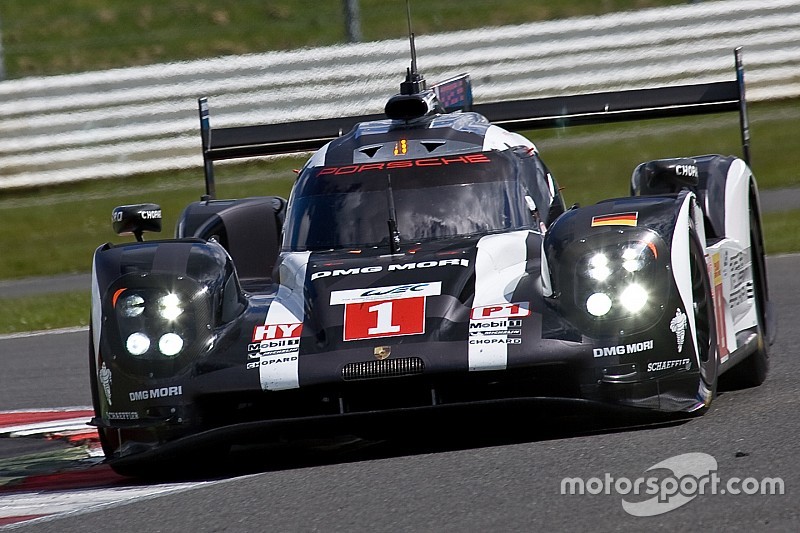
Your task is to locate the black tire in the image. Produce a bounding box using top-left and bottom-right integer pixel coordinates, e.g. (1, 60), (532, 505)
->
(720, 202), (769, 388)
(689, 227), (718, 404)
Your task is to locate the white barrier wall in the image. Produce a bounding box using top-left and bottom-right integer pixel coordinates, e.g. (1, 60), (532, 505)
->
(0, 0), (798, 188)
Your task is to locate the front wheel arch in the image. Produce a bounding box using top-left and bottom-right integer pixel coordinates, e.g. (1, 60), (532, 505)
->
(688, 224), (718, 404)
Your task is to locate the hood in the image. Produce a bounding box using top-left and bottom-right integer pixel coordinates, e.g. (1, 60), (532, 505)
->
(287, 238), (478, 352)
(249, 230), (576, 390)
(259, 231), (541, 352)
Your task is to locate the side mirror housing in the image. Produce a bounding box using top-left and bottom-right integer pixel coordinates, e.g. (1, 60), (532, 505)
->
(112, 203), (162, 242)
(631, 158), (699, 196)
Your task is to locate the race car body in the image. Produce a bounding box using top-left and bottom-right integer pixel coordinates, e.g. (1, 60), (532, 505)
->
(89, 49), (774, 472)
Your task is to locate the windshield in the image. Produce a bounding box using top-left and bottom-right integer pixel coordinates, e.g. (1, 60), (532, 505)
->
(283, 151), (535, 251)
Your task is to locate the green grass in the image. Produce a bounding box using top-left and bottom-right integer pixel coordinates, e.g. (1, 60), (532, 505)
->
(0, 0), (685, 78)
(0, 291), (90, 334)
(763, 210), (800, 256)
(532, 100), (800, 206)
(0, 1), (797, 334)
(2, 100), (799, 334)
(4, 207), (798, 336)
(0, 160), (300, 279)
(1, 99), (798, 282)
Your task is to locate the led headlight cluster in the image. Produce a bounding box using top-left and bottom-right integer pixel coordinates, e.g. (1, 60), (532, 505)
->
(576, 238), (662, 323)
(96, 241), (237, 379)
(544, 226), (669, 337)
(114, 289), (188, 358)
(107, 277), (213, 364)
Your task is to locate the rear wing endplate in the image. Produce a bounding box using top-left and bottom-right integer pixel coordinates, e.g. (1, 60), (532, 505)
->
(198, 48), (750, 199)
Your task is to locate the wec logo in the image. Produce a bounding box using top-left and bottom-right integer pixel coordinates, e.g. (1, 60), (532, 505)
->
(330, 282), (441, 305)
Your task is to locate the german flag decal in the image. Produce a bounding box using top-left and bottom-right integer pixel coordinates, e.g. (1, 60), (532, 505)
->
(591, 212), (638, 227)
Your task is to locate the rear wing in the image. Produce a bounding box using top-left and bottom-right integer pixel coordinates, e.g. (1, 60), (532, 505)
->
(198, 48), (750, 199)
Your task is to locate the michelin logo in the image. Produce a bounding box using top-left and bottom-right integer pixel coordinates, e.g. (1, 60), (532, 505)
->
(670, 309), (688, 352)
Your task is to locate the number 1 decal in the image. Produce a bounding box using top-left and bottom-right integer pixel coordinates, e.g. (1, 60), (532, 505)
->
(343, 297), (426, 341)
(367, 301), (402, 335)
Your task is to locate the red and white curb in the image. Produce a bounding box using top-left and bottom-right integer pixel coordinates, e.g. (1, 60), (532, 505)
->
(0, 408), (215, 527)
(0, 408), (101, 456)
(0, 477), (216, 528)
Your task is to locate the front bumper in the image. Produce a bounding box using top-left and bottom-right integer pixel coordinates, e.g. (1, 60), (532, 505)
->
(95, 360), (701, 464)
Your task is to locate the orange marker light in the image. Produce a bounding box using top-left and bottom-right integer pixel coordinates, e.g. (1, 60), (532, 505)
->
(112, 288), (126, 307)
(647, 241), (658, 259)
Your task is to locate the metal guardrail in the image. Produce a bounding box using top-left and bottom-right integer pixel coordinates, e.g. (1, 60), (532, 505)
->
(0, 0), (798, 189)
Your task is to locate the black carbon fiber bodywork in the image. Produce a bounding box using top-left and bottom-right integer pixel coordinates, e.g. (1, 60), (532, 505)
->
(89, 53), (771, 469)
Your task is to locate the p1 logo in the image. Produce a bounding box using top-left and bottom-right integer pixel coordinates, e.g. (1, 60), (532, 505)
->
(471, 302), (530, 320)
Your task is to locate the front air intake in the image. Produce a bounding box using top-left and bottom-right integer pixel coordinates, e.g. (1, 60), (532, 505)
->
(342, 357), (425, 381)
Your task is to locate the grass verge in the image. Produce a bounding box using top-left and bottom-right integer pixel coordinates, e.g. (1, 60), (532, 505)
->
(0, 0), (685, 78)
(762, 210), (800, 256)
(1, 101), (798, 334)
(0, 292), (90, 334)
(3, 205), (798, 335)
(3, 99), (797, 281)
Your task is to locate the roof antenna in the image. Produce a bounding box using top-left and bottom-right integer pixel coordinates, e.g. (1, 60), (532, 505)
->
(407, 0), (417, 76)
(400, 0), (425, 95)
(386, 174), (401, 254)
(384, 0), (441, 120)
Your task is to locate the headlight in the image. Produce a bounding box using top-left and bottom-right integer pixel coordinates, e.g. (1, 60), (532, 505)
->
(126, 332), (150, 356)
(546, 227), (669, 336)
(107, 276), (213, 368)
(120, 294), (145, 318)
(586, 292), (613, 317)
(158, 293), (184, 321)
(158, 333), (184, 357)
(576, 238), (658, 319)
(619, 283), (648, 313)
(587, 253), (612, 281)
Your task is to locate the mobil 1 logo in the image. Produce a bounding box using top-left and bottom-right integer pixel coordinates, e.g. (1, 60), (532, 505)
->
(469, 302), (529, 342)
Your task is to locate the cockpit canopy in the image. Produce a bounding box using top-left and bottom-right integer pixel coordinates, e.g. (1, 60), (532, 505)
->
(283, 146), (556, 252)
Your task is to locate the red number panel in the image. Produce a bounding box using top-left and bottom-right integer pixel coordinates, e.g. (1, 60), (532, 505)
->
(343, 297), (426, 341)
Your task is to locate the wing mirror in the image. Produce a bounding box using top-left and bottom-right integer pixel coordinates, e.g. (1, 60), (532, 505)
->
(631, 158), (699, 195)
(112, 203), (162, 242)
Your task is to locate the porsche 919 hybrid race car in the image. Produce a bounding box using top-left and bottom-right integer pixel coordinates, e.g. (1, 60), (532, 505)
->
(90, 47), (774, 474)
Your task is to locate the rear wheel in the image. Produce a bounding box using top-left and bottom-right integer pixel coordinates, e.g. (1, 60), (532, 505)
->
(721, 201), (769, 388)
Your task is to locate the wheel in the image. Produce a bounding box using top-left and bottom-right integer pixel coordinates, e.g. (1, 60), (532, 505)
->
(720, 201), (769, 388)
(689, 226), (718, 405)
